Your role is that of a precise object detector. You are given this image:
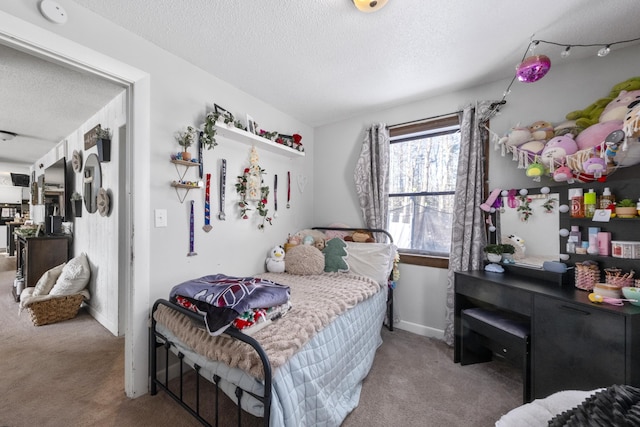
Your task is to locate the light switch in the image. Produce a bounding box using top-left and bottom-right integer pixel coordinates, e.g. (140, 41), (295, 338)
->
(155, 209), (167, 227)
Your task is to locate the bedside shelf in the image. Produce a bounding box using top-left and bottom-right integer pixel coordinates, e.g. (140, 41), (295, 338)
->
(213, 121), (305, 158)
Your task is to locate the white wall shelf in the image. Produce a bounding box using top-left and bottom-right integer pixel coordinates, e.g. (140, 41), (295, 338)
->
(213, 122), (305, 158)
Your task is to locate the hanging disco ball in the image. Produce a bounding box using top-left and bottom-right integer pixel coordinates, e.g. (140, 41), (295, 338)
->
(516, 55), (551, 83)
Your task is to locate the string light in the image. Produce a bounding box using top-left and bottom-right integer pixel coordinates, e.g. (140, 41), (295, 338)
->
(487, 35), (640, 119)
(598, 44), (611, 57)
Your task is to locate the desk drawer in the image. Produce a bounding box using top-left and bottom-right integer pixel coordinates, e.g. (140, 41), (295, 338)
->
(456, 275), (531, 316)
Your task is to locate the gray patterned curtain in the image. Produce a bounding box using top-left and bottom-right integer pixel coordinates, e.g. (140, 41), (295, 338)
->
(443, 101), (497, 346)
(354, 123), (390, 232)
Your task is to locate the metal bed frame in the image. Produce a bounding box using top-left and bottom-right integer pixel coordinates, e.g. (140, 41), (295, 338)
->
(149, 226), (395, 426)
(150, 299), (272, 427)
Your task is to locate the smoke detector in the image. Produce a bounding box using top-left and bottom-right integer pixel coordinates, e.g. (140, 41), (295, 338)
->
(38, 0), (68, 25)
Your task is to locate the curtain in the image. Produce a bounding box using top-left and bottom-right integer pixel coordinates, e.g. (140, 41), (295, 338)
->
(443, 101), (497, 346)
(354, 123), (390, 233)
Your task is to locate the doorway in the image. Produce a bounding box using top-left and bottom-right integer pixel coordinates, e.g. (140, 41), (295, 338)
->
(0, 11), (151, 398)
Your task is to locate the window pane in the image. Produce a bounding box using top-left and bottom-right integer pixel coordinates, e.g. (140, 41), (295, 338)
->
(389, 133), (460, 194)
(388, 194), (455, 256)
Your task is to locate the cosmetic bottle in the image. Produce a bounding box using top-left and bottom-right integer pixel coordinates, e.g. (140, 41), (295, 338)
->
(569, 188), (584, 218)
(584, 189), (596, 218)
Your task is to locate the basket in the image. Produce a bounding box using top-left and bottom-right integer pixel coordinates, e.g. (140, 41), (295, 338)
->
(575, 262), (600, 291)
(25, 294), (84, 326)
(605, 268), (635, 288)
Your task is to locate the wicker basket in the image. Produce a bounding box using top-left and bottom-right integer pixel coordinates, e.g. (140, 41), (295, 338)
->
(605, 268), (635, 288)
(25, 294), (84, 326)
(575, 262), (600, 291)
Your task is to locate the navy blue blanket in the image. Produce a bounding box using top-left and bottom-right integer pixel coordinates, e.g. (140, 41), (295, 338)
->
(170, 274), (290, 335)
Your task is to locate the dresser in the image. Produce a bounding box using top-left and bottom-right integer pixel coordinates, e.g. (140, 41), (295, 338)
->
(13, 235), (70, 301)
(454, 269), (640, 399)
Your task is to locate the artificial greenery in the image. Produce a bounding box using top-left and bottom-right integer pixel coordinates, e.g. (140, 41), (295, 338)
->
(501, 243), (516, 254)
(617, 198), (636, 207)
(176, 125), (198, 150)
(235, 166), (272, 230)
(483, 244), (504, 255)
(96, 125), (112, 140)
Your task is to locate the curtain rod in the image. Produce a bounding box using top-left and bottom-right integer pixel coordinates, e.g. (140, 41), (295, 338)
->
(387, 111), (462, 130)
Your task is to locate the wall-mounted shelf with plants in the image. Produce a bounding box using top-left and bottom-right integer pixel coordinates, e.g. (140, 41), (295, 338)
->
(170, 159), (202, 203)
(210, 118), (304, 158)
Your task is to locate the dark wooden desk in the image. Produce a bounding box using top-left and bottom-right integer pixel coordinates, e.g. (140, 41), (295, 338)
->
(454, 270), (640, 399)
(13, 236), (70, 302)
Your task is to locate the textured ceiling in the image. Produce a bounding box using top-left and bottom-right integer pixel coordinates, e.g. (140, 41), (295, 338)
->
(2, 0), (640, 169)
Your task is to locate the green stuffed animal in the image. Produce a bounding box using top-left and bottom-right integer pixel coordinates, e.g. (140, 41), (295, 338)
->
(566, 76), (640, 131)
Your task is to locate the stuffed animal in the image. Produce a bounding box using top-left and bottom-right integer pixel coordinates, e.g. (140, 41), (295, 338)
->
(498, 126), (533, 149)
(344, 230), (375, 243)
(566, 77), (640, 131)
(265, 245), (286, 273)
(540, 134), (578, 166)
(529, 121), (554, 141)
(575, 119), (623, 151)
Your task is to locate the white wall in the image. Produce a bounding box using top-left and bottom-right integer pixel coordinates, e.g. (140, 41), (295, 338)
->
(0, 1), (314, 397)
(314, 44), (640, 338)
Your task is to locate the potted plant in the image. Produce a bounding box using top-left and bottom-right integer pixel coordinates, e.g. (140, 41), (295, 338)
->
(70, 191), (83, 217)
(500, 243), (516, 263)
(175, 125), (198, 161)
(96, 125), (112, 162)
(484, 244), (503, 263)
(615, 198), (637, 218)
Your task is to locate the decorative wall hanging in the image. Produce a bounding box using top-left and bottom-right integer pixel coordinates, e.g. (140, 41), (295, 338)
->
(203, 173), (212, 232)
(236, 146), (272, 229)
(218, 159), (226, 220)
(97, 188), (110, 217)
(96, 126), (112, 162)
(71, 150), (82, 173)
(188, 200), (197, 256)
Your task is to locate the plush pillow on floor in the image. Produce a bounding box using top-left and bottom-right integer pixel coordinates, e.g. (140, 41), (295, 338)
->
(49, 253), (91, 296)
(32, 262), (66, 296)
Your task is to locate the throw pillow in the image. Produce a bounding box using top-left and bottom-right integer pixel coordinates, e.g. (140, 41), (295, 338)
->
(49, 252), (91, 296)
(323, 238), (349, 273)
(285, 245), (325, 275)
(32, 262), (66, 296)
(345, 242), (395, 284)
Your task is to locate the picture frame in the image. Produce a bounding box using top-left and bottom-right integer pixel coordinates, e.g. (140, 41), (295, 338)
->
(214, 104), (234, 123)
(246, 114), (256, 135)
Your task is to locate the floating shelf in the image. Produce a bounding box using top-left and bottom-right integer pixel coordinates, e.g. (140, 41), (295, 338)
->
(213, 121), (305, 158)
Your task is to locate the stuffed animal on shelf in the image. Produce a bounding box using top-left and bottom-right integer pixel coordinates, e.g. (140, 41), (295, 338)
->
(265, 245), (286, 273)
(540, 134), (578, 167)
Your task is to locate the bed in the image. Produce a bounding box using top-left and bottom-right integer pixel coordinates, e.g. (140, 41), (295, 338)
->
(149, 227), (397, 426)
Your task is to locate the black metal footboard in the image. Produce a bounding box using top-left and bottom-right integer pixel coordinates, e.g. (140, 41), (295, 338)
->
(149, 299), (272, 427)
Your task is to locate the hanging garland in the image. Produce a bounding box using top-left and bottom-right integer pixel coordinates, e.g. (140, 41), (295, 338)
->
(236, 146), (272, 229)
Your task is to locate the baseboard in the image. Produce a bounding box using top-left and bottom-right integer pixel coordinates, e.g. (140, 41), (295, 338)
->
(394, 320), (444, 340)
(85, 304), (118, 336)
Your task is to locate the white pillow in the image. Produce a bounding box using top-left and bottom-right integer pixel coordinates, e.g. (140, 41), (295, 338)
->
(32, 263), (66, 296)
(345, 242), (396, 285)
(49, 253), (91, 296)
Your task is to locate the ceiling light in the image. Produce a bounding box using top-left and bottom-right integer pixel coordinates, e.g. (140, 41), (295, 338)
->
(0, 130), (17, 141)
(352, 0), (389, 13)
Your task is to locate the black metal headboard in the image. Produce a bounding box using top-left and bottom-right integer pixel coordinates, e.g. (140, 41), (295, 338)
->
(312, 227), (393, 244)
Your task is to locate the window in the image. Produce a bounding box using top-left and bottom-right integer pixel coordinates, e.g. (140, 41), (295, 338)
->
(388, 114), (460, 259)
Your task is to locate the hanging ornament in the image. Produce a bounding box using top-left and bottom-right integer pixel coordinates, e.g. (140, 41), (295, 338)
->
(516, 55), (551, 83)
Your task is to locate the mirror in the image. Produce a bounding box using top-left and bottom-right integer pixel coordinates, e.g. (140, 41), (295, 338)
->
(83, 153), (102, 213)
(43, 157), (67, 219)
(498, 191), (560, 267)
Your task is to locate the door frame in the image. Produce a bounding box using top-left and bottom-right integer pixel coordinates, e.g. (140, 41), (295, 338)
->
(0, 10), (151, 397)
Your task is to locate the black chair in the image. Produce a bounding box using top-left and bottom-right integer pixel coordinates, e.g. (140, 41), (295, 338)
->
(460, 307), (531, 403)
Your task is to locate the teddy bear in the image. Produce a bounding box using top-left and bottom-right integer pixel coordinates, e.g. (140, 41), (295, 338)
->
(265, 245), (286, 273)
(528, 120), (554, 141)
(344, 230), (375, 243)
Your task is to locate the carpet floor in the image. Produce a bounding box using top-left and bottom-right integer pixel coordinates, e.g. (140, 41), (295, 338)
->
(0, 254), (522, 426)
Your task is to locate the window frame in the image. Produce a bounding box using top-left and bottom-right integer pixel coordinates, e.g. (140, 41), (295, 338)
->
(388, 114), (463, 269)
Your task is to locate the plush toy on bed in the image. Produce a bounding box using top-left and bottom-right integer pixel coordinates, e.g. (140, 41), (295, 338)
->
(265, 245), (286, 273)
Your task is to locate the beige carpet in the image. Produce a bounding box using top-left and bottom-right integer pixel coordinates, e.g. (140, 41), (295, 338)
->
(0, 255), (522, 426)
